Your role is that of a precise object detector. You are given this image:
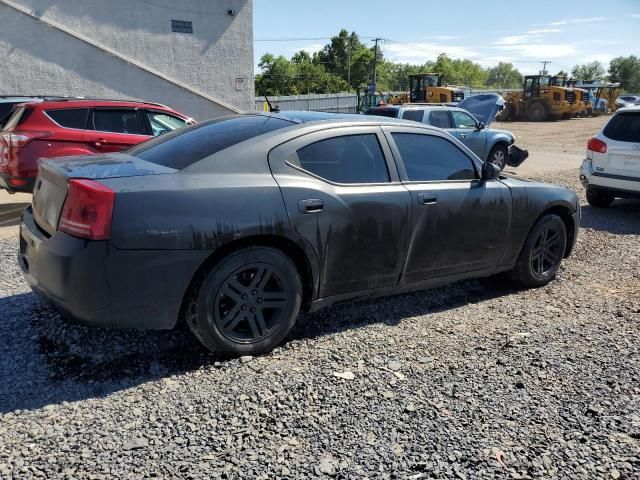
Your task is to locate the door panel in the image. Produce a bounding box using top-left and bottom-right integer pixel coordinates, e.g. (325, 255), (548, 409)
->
(384, 127), (511, 282)
(403, 181), (511, 282)
(451, 110), (487, 159)
(268, 127), (412, 298)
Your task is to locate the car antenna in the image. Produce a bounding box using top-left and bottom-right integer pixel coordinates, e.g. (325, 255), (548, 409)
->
(256, 80), (280, 113)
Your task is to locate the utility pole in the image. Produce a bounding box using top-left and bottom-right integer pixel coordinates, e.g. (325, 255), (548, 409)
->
(540, 60), (551, 75)
(372, 38), (382, 91)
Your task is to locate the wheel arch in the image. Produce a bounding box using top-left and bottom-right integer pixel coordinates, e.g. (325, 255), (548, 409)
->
(178, 234), (319, 328)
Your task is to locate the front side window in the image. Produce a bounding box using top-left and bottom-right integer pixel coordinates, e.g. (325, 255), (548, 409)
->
(290, 134), (390, 184)
(147, 111), (187, 136)
(451, 111), (477, 129)
(391, 133), (476, 182)
(92, 109), (142, 135)
(402, 109), (424, 122)
(427, 110), (452, 129)
(46, 108), (89, 129)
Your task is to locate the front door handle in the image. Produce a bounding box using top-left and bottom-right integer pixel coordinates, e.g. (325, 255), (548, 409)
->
(417, 193), (437, 205)
(298, 199), (324, 214)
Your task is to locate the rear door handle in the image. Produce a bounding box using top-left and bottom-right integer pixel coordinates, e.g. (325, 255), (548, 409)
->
(297, 199), (324, 213)
(93, 138), (108, 147)
(417, 193), (437, 205)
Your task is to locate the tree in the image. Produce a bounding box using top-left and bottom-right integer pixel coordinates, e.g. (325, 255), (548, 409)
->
(485, 62), (523, 89)
(571, 61), (606, 81)
(608, 56), (640, 91)
(314, 29), (375, 90)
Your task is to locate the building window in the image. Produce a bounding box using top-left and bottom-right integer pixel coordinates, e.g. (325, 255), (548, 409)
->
(171, 20), (193, 34)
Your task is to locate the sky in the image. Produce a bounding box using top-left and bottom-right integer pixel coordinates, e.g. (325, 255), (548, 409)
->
(254, 0), (640, 76)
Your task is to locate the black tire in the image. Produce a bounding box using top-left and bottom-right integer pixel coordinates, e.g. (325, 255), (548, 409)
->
(186, 247), (302, 355)
(512, 214), (567, 288)
(488, 144), (508, 170)
(586, 189), (614, 208)
(527, 101), (548, 122)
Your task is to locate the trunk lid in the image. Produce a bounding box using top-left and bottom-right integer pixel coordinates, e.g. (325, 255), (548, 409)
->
(32, 153), (176, 235)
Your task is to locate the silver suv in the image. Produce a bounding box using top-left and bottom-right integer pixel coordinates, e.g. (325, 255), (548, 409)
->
(367, 94), (528, 170)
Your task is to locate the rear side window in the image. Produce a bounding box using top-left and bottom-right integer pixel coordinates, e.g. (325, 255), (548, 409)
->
(603, 112), (640, 142)
(0, 104), (17, 126)
(92, 109), (142, 135)
(402, 110), (424, 122)
(290, 134), (390, 184)
(129, 115), (295, 170)
(427, 110), (452, 128)
(392, 133), (476, 182)
(46, 108), (89, 129)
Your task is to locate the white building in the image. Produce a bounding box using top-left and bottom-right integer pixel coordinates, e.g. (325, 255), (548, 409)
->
(0, 0), (254, 120)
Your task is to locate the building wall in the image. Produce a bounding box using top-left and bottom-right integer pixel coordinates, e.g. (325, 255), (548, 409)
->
(0, 0), (254, 120)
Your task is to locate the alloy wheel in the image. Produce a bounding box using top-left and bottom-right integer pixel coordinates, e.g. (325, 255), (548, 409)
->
(530, 226), (564, 277)
(214, 263), (288, 343)
(492, 150), (506, 169)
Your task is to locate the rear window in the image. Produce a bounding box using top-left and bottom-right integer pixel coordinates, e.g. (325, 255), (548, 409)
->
(46, 108), (89, 129)
(603, 112), (640, 142)
(92, 109), (142, 134)
(402, 110), (424, 122)
(128, 115), (295, 170)
(366, 107), (399, 118)
(0, 104), (17, 127)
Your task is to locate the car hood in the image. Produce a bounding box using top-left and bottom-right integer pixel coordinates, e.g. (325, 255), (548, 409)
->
(458, 93), (505, 127)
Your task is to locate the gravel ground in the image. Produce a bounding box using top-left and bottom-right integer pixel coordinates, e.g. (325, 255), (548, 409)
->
(0, 170), (639, 479)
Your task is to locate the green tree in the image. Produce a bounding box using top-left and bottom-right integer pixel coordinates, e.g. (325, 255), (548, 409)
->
(571, 61), (606, 81)
(314, 29), (375, 90)
(485, 62), (523, 89)
(608, 55), (640, 91)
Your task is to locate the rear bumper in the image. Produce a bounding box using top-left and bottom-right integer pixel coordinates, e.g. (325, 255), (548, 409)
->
(19, 206), (209, 330)
(580, 159), (640, 198)
(0, 173), (35, 193)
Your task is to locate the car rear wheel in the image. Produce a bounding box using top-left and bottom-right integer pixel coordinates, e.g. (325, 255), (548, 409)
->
(186, 247), (302, 355)
(512, 214), (567, 287)
(488, 144), (508, 170)
(586, 189), (614, 208)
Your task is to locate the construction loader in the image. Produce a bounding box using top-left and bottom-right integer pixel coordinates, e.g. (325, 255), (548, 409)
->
(408, 73), (469, 103)
(497, 75), (569, 122)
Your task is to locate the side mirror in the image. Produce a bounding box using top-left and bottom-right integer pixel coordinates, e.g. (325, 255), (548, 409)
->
(481, 161), (501, 181)
(476, 121), (485, 130)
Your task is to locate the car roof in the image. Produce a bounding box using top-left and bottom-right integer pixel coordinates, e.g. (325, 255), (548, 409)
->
(18, 98), (173, 110)
(268, 110), (427, 126)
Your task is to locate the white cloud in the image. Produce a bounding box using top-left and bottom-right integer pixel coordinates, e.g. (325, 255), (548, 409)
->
(525, 28), (563, 34)
(292, 43), (324, 55)
(494, 35), (535, 45)
(633, 14), (640, 18)
(495, 43), (578, 59)
(383, 42), (479, 65)
(421, 35), (461, 41)
(549, 16), (605, 26)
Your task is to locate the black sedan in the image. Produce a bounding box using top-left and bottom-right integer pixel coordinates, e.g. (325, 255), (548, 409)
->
(19, 112), (579, 355)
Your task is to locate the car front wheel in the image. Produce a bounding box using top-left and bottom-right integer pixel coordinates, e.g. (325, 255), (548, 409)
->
(488, 144), (508, 170)
(512, 214), (567, 287)
(186, 247), (302, 355)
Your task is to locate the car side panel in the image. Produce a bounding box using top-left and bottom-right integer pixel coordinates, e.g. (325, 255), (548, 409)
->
(497, 177), (579, 266)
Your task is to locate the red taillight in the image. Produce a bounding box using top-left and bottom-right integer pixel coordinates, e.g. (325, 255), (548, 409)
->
(1, 131), (52, 149)
(58, 179), (115, 240)
(8, 178), (28, 186)
(587, 137), (607, 154)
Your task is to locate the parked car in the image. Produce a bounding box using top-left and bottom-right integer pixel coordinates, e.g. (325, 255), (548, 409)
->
(0, 98), (193, 193)
(366, 94), (528, 170)
(614, 95), (640, 109)
(580, 105), (640, 207)
(20, 112), (579, 356)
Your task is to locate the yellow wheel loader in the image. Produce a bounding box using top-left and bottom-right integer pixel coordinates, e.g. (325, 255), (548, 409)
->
(408, 73), (468, 103)
(497, 75), (569, 122)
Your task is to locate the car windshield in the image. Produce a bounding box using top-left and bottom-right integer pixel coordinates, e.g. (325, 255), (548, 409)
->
(128, 115), (296, 169)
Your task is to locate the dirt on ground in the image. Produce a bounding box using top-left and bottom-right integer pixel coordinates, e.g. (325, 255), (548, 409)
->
(493, 116), (609, 155)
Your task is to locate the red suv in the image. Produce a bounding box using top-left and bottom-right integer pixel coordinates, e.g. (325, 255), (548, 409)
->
(0, 99), (193, 193)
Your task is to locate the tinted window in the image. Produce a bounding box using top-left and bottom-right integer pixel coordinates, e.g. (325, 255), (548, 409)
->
(291, 134), (389, 184)
(92, 109), (142, 134)
(603, 112), (640, 142)
(451, 111), (477, 129)
(1, 107), (32, 131)
(402, 110), (424, 122)
(147, 111), (187, 136)
(428, 110), (452, 128)
(47, 108), (89, 129)
(392, 133), (476, 181)
(0, 104), (17, 127)
(366, 107), (399, 118)
(129, 115), (294, 170)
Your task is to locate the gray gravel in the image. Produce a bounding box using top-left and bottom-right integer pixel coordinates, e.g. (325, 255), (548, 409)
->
(1, 170), (639, 479)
